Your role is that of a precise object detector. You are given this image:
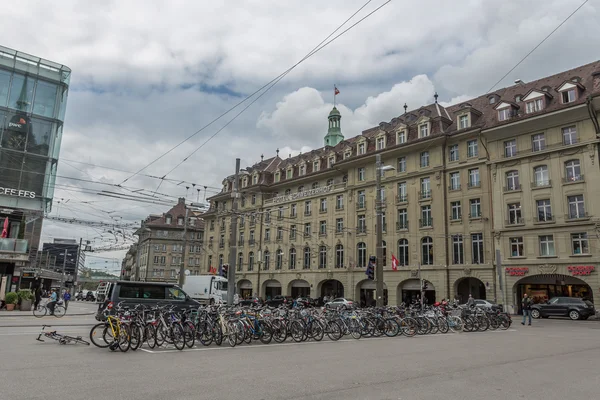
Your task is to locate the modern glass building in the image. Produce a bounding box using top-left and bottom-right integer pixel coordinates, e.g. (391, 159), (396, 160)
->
(0, 44), (71, 213)
(0, 45), (70, 294)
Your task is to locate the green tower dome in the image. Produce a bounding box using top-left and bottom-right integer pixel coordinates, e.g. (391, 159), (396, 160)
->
(324, 106), (344, 147)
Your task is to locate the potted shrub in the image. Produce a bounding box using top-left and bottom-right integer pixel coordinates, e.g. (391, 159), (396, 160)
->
(17, 289), (33, 311)
(4, 292), (18, 311)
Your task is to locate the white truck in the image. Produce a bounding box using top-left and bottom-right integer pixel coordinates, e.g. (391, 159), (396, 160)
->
(183, 275), (228, 305)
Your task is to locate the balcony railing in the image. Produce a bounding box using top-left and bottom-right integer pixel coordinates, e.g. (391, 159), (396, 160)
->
(304, 232), (311, 238)
(319, 208), (327, 214)
(304, 210), (312, 216)
(277, 215), (284, 221)
(0, 238), (28, 253)
(290, 212), (297, 218)
(219, 243), (225, 249)
(335, 204), (344, 210)
(565, 212), (589, 221)
(531, 179), (552, 188)
(419, 190), (432, 200)
(469, 211), (482, 219)
(506, 217), (524, 225)
(396, 221), (408, 230)
(248, 239), (255, 246)
(448, 184), (461, 191)
(468, 181), (481, 189)
(534, 215), (554, 223)
(237, 240), (244, 246)
(563, 175), (584, 184)
(289, 234), (296, 241)
(503, 184), (521, 192)
(319, 231), (327, 237)
(450, 214), (462, 221)
(396, 194), (407, 203)
(356, 201), (367, 210)
(419, 218), (433, 228)
(357, 226), (367, 234)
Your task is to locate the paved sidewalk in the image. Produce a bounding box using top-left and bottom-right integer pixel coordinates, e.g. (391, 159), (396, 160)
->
(0, 310), (95, 317)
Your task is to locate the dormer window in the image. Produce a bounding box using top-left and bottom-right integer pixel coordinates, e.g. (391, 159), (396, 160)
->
(327, 178), (333, 186)
(344, 150), (351, 159)
(286, 168), (293, 179)
(298, 185), (304, 192)
(274, 172), (281, 183)
(313, 160), (320, 172)
(358, 142), (366, 155)
(312, 182), (319, 189)
(419, 123), (429, 138)
(299, 164), (306, 176)
(253, 174), (258, 185)
(328, 156), (335, 168)
(458, 115), (469, 129)
(498, 108), (511, 121)
(562, 89), (576, 104)
(242, 177), (248, 188)
(177, 216), (184, 226)
(489, 96), (496, 104)
(165, 215), (172, 224)
(526, 98), (543, 114)
(285, 189), (291, 195)
(515, 95), (521, 102)
(397, 130), (406, 144)
(376, 136), (385, 150)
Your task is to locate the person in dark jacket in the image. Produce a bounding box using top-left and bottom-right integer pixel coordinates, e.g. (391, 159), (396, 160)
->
(521, 293), (532, 326)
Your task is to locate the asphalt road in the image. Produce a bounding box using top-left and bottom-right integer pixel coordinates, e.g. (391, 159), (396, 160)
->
(2, 310), (600, 400)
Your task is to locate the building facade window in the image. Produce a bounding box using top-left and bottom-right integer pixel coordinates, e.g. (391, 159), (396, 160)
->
(510, 237), (524, 257)
(421, 177), (431, 199)
(397, 182), (407, 202)
(376, 137), (385, 150)
(526, 98), (543, 114)
(275, 249), (283, 270)
(303, 247), (311, 269)
(319, 220), (327, 235)
(451, 201), (461, 220)
(421, 205), (432, 227)
(459, 115), (469, 129)
(567, 195), (585, 219)
(504, 139), (517, 157)
(507, 203), (522, 225)
(320, 198), (327, 212)
(420, 151), (429, 168)
(450, 172), (460, 190)
(304, 222), (311, 236)
(304, 201), (312, 216)
(498, 108), (511, 121)
(536, 199), (552, 222)
(335, 244), (344, 268)
(358, 167), (365, 181)
(467, 139), (478, 158)
(398, 239), (409, 266)
(336, 195), (344, 210)
(561, 89), (576, 103)
(357, 215), (366, 233)
(533, 165), (549, 186)
(531, 133), (546, 152)
(572, 233), (589, 255)
(289, 248), (296, 269)
(468, 168), (480, 188)
(472, 233), (484, 264)
(358, 142), (366, 155)
(397, 209), (408, 230)
(419, 124), (429, 138)
(336, 218), (344, 233)
(539, 235), (555, 256)
(291, 203), (297, 217)
(397, 156), (406, 172)
(422, 237), (433, 265)
(452, 235), (464, 264)
(318, 246), (327, 269)
(506, 170), (520, 191)
(397, 130), (406, 144)
(565, 160), (582, 182)
(562, 126), (577, 145)
(449, 144), (459, 162)
(357, 242), (367, 267)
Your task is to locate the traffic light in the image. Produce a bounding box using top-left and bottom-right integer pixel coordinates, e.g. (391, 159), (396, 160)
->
(366, 257), (375, 280)
(221, 264), (229, 278)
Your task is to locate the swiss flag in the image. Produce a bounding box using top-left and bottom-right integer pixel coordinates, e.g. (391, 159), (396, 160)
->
(334, 86), (340, 95)
(391, 254), (399, 271)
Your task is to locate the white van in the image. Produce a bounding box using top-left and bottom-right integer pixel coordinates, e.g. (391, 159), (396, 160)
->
(183, 275), (228, 305)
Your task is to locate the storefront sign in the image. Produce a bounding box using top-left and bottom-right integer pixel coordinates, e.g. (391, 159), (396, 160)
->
(272, 185), (332, 203)
(506, 267), (529, 276)
(568, 265), (595, 276)
(0, 187), (36, 199)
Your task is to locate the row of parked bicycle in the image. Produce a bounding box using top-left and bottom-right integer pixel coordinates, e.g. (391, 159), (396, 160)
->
(88, 301), (513, 352)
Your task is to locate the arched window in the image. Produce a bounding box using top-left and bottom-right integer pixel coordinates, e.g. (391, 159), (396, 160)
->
(312, 182), (319, 189)
(335, 244), (344, 268)
(506, 170), (520, 191)
(382, 240), (387, 266)
(357, 242), (367, 268)
(303, 247), (311, 269)
(398, 239), (408, 266)
(263, 250), (270, 270)
(533, 165), (549, 187)
(237, 252), (243, 272)
(327, 178), (334, 186)
(276, 249), (283, 270)
(298, 185), (304, 192)
(285, 189), (291, 195)
(319, 246), (327, 269)
(289, 248), (296, 270)
(343, 175), (348, 183)
(248, 252), (254, 271)
(421, 237), (433, 265)
(565, 159), (582, 182)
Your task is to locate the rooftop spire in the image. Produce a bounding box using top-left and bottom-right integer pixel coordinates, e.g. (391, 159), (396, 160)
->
(324, 106), (344, 147)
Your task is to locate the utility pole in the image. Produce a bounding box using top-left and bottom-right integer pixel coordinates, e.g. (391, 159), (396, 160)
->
(418, 262), (423, 309)
(73, 238), (83, 293)
(226, 158), (241, 304)
(256, 208), (264, 299)
(178, 207), (190, 287)
(496, 249), (504, 311)
(375, 154), (384, 307)
(61, 249), (68, 288)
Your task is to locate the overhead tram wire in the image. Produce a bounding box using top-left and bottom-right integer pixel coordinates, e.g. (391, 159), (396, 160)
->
(122, 0), (389, 189)
(486, 0), (589, 93)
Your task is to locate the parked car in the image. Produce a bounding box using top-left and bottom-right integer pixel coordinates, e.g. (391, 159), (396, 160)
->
(265, 295), (293, 308)
(530, 296), (595, 320)
(325, 298), (354, 309)
(239, 297), (263, 307)
(474, 299), (502, 311)
(94, 281), (200, 321)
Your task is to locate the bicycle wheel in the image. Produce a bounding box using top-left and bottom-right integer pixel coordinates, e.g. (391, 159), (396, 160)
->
(325, 320), (343, 341)
(33, 304), (47, 318)
(171, 324), (186, 351)
(90, 323), (110, 348)
(197, 321), (213, 346)
(54, 306), (66, 318)
(384, 318), (400, 337)
(118, 325), (131, 352)
(130, 323), (144, 351)
(226, 321), (238, 348)
(349, 319), (362, 340)
(145, 323), (157, 349)
(271, 319), (288, 343)
(183, 321), (196, 348)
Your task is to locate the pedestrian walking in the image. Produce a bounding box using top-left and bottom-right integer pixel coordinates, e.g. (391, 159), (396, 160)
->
(521, 293), (532, 326)
(63, 290), (71, 310)
(467, 294), (475, 308)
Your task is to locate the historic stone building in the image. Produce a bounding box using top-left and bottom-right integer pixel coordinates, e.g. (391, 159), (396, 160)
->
(201, 61), (600, 309)
(134, 198), (205, 282)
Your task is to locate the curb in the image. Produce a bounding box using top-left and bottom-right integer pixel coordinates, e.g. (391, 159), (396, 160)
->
(0, 312), (95, 318)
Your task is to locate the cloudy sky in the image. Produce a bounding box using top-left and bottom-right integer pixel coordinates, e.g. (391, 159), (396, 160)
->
(3, 0), (598, 272)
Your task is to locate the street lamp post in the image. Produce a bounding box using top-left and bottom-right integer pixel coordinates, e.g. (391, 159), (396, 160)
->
(375, 154), (394, 307)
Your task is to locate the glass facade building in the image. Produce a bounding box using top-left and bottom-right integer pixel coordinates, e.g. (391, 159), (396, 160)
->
(0, 45), (71, 213)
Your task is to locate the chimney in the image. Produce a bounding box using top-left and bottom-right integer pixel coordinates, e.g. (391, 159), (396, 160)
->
(403, 103), (408, 114)
(178, 197), (185, 204)
(261, 154), (264, 161)
(434, 92), (438, 103)
(276, 148), (279, 157)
